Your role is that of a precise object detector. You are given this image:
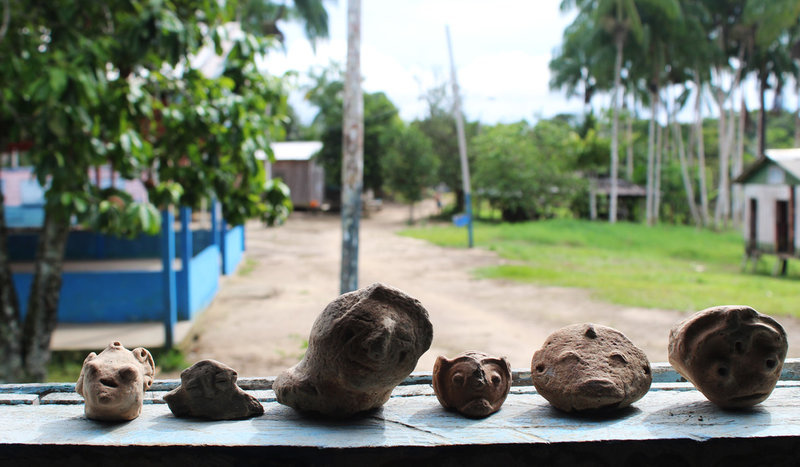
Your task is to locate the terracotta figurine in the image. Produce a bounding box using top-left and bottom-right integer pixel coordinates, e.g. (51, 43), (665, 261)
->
(531, 323), (652, 412)
(273, 283), (433, 417)
(75, 341), (155, 421)
(668, 305), (788, 408)
(433, 351), (512, 418)
(164, 359), (264, 420)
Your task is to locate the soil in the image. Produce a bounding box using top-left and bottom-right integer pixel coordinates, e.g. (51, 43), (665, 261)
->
(180, 199), (800, 377)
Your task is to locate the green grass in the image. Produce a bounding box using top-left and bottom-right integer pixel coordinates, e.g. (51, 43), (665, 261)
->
(400, 218), (800, 318)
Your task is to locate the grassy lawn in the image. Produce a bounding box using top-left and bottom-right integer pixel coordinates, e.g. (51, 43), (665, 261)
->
(400, 219), (800, 318)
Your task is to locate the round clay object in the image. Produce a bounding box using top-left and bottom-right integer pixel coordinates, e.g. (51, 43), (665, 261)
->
(668, 305), (788, 408)
(531, 323), (652, 412)
(164, 359), (264, 420)
(75, 341), (155, 421)
(273, 283), (433, 417)
(432, 351), (512, 418)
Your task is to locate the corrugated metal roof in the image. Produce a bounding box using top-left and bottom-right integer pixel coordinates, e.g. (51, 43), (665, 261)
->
(765, 148), (800, 181)
(269, 141), (323, 161)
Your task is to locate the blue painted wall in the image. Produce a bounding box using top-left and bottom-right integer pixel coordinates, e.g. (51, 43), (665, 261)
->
(8, 230), (214, 261)
(14, 271), (164, 323)
(223, 225), (244, 274)
(185, 245), (220, 320)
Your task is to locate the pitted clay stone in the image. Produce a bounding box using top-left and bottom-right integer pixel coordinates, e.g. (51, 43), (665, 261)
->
(531, 323), (652, 412)
(163, 359), (264, 420)
(273, 283), (433, 417)
(668, 305), (788, 408)
(433, 351), (511, 418)
(75, 341), (155, 421)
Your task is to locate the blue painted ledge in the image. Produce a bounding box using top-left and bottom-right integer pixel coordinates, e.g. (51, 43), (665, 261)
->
(2, 360), (800, 466)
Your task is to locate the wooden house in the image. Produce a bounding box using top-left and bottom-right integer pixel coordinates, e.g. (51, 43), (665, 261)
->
(734, 148), (800, 275)
(262, 141), (325, 210)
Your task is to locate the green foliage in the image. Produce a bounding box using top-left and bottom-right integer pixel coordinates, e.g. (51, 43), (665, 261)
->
(261, 178), (293, 226)
(305, 65), (403, 196)
(381, 123), (439, 205)
(472, 120), (584, 222)
(400, 219), (800, 317)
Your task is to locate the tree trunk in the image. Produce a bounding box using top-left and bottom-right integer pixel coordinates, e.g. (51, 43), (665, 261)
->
(654, 119), (663, 223)
(646, 89), (658, 226)
(795, 80), (800, 148)
(694, 76), (710, 226)
(713, 87), (730, 229)
(21, 207), (71, 381)
(408, 201), (415, 224)
(672, 111), (702, 227)
(609, 34), (623, 224)
(732, 92), (746, 227)
(757, 72), (767, 158)
(0, 182), (23, 382)
(625, 96), (634, 181)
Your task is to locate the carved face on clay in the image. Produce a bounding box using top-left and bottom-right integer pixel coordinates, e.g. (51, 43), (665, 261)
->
(433, 351), (512, 418)
(163, 359), (264, 420)
(75, 341), (155, 421)
(531, 324), (652, 412)
(668, 305), (787, 408)
(273, 283), (433, 417)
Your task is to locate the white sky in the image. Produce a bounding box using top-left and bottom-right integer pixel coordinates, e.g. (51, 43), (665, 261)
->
(262, 0), (585, 124)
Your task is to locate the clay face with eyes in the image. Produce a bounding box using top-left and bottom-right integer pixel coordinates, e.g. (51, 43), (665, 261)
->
(273, 283), (433, 417)
(531, 324), (652, 412)
(669, 305), (787, 408)
(433, 351), (511, 418)
(75, 341), (155, 421)
(163, 359), (264, 420)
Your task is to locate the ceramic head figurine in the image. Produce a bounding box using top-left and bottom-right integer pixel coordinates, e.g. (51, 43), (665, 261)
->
(273, 283), (433, 417)
(163, 359), (264, 420)
(75, 341), (155, 421)
(433, 351), (512, 418)
(531, 323), (652, 412)
(669, 305), (788, 408)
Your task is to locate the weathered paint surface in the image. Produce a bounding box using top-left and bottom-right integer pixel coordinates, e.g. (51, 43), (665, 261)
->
(2, 360), (800, 450)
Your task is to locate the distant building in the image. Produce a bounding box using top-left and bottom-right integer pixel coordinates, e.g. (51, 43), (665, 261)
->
(734, 148), (800, 275)
(261, 141), (325, 210)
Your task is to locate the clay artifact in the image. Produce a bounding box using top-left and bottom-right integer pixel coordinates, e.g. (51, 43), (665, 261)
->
(164, 359), (264, 420)
(433, 351), (512, 418)
(668, 305), (788, 408)
(273, 282), (433, 417)
(75, 341), (155, 421)
(531, 323), (652, 412)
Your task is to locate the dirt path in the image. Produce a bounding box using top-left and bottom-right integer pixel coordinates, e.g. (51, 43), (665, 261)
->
(180, 200), (800, 377)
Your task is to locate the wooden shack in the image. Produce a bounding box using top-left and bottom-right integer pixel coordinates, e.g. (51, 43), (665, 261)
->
(734, 148), (800, 275)
(262, 141), (325, 210)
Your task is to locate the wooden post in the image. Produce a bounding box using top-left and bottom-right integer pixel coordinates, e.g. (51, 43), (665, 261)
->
(340, 0), (363, 294)
(179, 206), (192, 318)
(446, 25), (474, 248)
(161, 209), (177, 349)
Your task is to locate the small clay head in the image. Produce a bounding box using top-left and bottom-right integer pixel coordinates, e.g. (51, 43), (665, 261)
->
(163, 359), (264, 420)
(668, 305), (788, 408)
(273, 283), (434, 417)
(531, 324), (652, 412)
(75, 341), (155, 421)
(433, 351), (512, 418)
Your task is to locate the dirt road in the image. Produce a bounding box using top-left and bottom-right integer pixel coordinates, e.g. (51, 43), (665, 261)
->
(180, 200), (800, 377)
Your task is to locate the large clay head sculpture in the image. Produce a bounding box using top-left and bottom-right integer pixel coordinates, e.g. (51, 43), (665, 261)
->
(668, 305), (788, 408)
(75, 341), (155, 421)
(273, 283), (433, 417)
(163, 359), (264, 420)
(531, 323), (652, 412)
(433, 351), (512, 418)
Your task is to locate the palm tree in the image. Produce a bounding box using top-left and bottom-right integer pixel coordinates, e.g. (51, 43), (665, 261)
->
(236, 0), (330, 48)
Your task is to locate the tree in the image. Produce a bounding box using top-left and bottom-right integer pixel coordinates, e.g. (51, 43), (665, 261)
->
(381, 123), (440, 223)
(306, 65), (402, 198)
(0, 1), (295, 382)
(472, 121), (582, 222)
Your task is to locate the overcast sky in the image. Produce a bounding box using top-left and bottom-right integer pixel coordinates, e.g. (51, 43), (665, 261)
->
(263, 0), (584, 124)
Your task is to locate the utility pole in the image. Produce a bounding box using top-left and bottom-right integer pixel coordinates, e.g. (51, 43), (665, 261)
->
(446, 25), (474, 248)
(340, 0), (363, 293)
